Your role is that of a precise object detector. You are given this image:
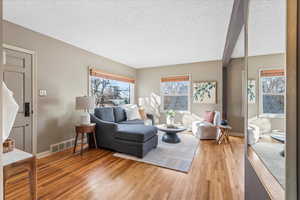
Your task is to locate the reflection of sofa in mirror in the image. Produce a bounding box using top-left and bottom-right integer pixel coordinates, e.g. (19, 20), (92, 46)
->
(248, 117), (272, 144)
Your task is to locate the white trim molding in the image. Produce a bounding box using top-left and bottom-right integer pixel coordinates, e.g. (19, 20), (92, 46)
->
(3, 44), (35, 55)
(160, 73), (191, 112)
(36, 151), (51, 159)
(37, 136), (87, 159)
(2, 44), (38, 155)
(258, 67), (285, 118)
(88, 65), (136, 106)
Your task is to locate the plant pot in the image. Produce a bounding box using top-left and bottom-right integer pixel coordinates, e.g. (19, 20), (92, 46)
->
(166, 116), (175, 125)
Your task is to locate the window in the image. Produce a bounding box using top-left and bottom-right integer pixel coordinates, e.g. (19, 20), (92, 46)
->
(259, 69), (285, 116)
(90, 69), (134, 107)
(161, 75), (190, 111)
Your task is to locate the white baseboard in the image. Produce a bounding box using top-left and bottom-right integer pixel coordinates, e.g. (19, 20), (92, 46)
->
(36, 151), (51, 159)
(36, 135), (87, 159)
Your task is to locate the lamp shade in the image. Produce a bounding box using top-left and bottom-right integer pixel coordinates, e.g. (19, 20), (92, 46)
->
(75, 96), (95, 110)
(3, 82), (19, 142)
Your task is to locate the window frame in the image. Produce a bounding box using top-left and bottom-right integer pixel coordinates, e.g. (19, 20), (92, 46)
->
(88, 67), (135, 106)
(160, 74), (191, 113)
(258, 67), (285, 118)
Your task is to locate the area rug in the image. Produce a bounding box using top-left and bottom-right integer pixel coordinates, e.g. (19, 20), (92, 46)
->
(252, 141), (285, 188)
(113, 132), (199, 173)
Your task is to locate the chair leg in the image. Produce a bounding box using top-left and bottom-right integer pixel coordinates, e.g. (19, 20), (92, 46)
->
(226, 130), (230, 143)
(73, 133), (78, 153)
(93, 131), (98, 149)
(3, 172), (6, 200)
(81, 133), (84, 156)
(29, 158), (37, 200)
(218, 130), (225, 144)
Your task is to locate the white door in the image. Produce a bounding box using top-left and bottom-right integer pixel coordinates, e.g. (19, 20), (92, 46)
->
(3, 48), (33, 153)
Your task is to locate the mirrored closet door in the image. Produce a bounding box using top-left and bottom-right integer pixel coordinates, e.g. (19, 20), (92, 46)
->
(246, 0), (286, 198)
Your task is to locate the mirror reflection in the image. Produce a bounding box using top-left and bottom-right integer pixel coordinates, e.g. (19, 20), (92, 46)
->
(247, 0), (286, 189)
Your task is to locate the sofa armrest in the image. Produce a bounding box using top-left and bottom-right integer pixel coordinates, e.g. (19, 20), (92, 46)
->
(146, 113), (155, 125)
(193, 121), (215, 127)
(90, 114), (118, 132)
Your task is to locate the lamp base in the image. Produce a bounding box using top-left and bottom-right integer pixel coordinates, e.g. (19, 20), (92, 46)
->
(80, 112), (91, 125)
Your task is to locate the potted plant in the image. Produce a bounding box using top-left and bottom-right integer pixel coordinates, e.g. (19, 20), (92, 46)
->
(166, 110), (176, 126)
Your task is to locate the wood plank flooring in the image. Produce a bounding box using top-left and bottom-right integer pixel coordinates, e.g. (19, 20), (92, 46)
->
(248, 147), (284, 200)
(5, 136), (244, 200)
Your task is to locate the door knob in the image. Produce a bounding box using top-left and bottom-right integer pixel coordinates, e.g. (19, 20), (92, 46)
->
(24, 102), (30, 117)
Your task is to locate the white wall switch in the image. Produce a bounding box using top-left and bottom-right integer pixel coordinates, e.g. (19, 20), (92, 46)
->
(39, 90), (47, 96)
(3, 51), (6, 65)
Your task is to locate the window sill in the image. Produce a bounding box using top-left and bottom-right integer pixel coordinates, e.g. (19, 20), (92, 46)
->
(161, 110), (191, 114)
(258, 114), (285, 119)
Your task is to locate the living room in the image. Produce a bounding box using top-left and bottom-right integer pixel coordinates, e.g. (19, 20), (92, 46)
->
(1, 0), (298, 200)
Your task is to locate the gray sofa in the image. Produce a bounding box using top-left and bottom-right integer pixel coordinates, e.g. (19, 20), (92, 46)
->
(88, 107), (158, 158)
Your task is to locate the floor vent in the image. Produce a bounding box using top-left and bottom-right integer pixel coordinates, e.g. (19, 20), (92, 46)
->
(50, 137), (87, 153)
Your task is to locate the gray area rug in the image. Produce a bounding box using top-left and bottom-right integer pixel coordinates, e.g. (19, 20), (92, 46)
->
(113, 132), (199, 173)
(252, 141), (285, 188)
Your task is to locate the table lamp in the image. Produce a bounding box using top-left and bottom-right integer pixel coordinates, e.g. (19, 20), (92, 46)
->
(3, 82), (19, 142)
(76, 96), (95, 124)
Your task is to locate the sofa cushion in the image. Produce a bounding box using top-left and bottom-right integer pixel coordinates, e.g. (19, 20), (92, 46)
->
(115, 125), (157, 142)
(94, 107), (115, 122)
(204, 111), (215, 123)
(114, 107), (127, 122)
(122, 104), (141, 120)
(138, 108), (147, 120)
(118, 119), (145, 125)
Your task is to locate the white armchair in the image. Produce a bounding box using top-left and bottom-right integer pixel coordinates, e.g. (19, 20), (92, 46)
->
(192, 111), (221, 140)
(247, 116), (272, 145)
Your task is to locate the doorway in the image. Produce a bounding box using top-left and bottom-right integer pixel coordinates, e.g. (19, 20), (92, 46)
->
(3, 45), (36, 153)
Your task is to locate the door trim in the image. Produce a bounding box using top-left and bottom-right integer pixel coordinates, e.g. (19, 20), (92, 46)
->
(3, 44), (37, 155)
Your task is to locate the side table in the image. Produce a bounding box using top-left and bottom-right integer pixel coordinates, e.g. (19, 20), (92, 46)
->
(74, 123), (98, 155)
(217, 125), (232, 144)
(3, 149), (37, 200)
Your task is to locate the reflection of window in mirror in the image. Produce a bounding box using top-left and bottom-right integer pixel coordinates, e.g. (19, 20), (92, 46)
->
(247, 65), (286, 198)
(259, 68), (285, 118)
(246, 0), (286, 197)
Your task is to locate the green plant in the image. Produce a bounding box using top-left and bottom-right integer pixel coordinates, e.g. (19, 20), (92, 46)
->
(166, 110), (176, 118)
(248, 80), (256, 103)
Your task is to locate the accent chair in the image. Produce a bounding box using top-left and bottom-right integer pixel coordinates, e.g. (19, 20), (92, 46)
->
(192, 111), (221, 140)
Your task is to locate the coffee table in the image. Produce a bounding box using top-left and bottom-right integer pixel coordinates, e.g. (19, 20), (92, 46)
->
(156, 124), (186, 143)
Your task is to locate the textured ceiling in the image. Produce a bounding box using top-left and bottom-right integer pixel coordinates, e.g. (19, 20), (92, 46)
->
(232, 0), (286, 58)
(4, 0), (285, 68)
(4, 0), (234, 68)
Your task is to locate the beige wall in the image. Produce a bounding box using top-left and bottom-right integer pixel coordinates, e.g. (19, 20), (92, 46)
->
(227, 53), (285, 133)
(227, 58), (244, 133)
(3, 21), (136, 153)
(136, 61), (222, 128)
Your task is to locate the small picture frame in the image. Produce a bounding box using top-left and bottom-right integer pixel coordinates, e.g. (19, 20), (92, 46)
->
(248, 80), (256, 104)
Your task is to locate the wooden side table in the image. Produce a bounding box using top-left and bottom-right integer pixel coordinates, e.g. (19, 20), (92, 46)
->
(3, 149), (37, 200)
(74, 123), (98, 155)
(217, 125), (232, 144)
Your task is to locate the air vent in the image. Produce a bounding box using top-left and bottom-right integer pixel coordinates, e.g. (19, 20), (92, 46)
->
(50, 138), (80, 153)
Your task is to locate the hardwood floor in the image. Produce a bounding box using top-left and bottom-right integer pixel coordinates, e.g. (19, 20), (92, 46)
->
(5, 136), (244, 200)
(248, 147), (284, 200)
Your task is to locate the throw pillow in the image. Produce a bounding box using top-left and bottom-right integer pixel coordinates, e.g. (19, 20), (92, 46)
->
(122, 104), (142, 120)
(204, 111), (215, 123)
(138, 108), (147, 120)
